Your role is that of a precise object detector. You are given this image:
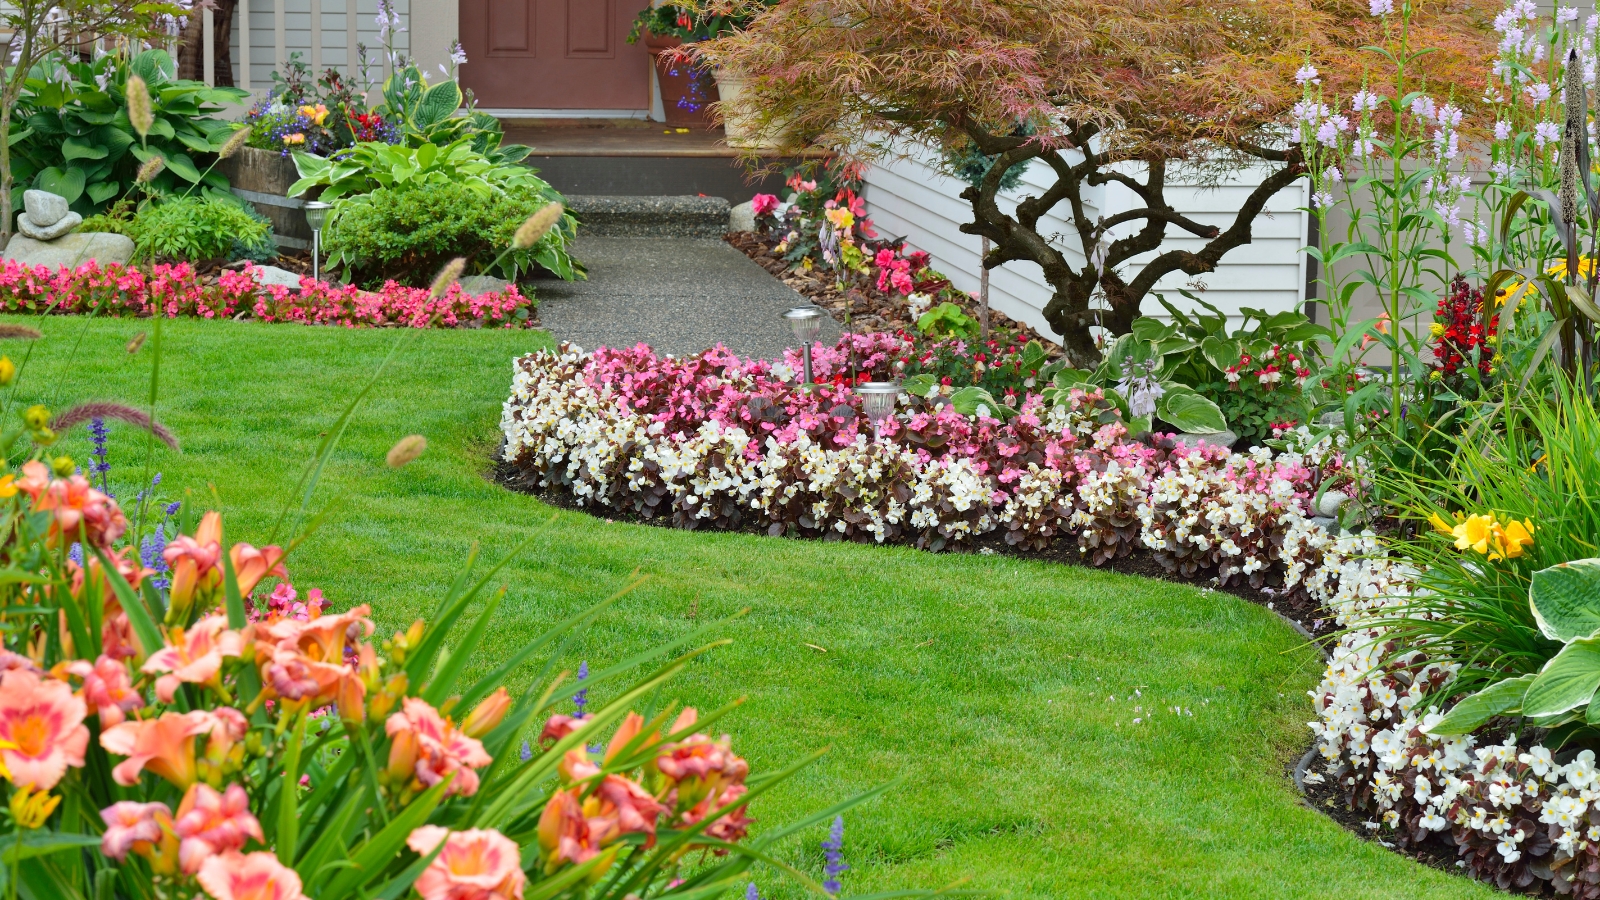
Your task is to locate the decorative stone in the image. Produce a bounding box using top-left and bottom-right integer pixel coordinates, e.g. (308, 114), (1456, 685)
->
(728, 200), (756, 233)
(1170, 428), (1238, 450)
(2, 232), (133, 268)
(23, 190), (71, 227)
(1315, 489), (1350, 519)
(1309, 515), (1339, 533)
(248, 265), (305, 289)
(17, 210), (83, 241)
(459, 275), (510, 295)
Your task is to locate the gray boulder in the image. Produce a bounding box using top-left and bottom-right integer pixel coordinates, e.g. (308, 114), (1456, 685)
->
(2, 232), (134, 268)
(1170, 428), (1238, 450)
(248, 265), (305, 289)
(459, 274), (510, 295)
(1315, 489), (1350, 518)
(18, 210), (83, 241)
(22, 190), (71, 227)
(728, 200), (756, 233)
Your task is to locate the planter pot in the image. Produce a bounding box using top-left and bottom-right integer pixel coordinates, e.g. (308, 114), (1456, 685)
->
(651, 47), (718, 128)
(713, 68), (794, 150)
(217, 146), (321, 251)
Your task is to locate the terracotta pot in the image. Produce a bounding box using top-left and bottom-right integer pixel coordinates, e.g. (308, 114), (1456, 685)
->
(643, 29), (681, 51)
(651, 46), (719, 128)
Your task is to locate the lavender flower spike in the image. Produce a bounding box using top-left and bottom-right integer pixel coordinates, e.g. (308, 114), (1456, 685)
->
(574, 660), (589, 718)
(822, 815), (847, 895)
(745, 884), (760, 900)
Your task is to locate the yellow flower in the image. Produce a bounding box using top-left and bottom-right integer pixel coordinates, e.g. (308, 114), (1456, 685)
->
(0, 356), (14, 386)
(1453, 514), (1497, 555)
(0, 473), (15, 499)
(1429, 322), (1445, 339)
(298, 103), (330, 125)
(9, 784), (60, 829)
(825, 207), (855, 230)
(1495, 280), (1530, 310)
(1428, 512), (1457, 536)
(1547, 256), (1597, 280)
(1492, 518), (1536, 561)
(283, 133), (306, 145)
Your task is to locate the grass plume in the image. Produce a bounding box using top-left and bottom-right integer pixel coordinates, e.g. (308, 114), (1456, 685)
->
(126, 75), (154, 140)
(429, 258), (466, 298)
(53, 401), (180, 451)
(513, 204), (564, 250)
(0, 324), (43, 341)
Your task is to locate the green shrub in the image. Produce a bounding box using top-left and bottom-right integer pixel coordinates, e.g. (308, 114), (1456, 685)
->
(324, 182), (580, 287)
(85, 196), (275, 264)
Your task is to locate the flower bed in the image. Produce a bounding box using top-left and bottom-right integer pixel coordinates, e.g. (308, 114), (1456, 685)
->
(0, 259), (535, 329)
(500, 339), (1590, 895)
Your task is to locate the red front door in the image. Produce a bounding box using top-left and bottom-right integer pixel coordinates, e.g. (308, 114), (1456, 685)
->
(459, 0), (652, 110)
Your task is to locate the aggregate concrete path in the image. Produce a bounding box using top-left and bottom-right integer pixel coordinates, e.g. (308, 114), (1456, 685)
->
(533, 236), (839, 360)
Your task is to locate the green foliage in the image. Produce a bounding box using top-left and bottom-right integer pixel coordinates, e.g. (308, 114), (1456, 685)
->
(324, 182), (581, 286)
(87, 195), (274, 264)
(374, 64), (508, 151)
(288, 137), (541, 204)
(13, 49), (247, 212)
(916, 302), (979, 339)
(1039, 331), (1228, 437)
(1137, 293), (1328, 443)
(1378, 379), (1600, 746)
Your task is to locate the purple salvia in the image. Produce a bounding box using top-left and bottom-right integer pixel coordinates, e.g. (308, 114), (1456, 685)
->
(520, 740), (532, 761)
(746, 885), (760, 900)
(574, 660), (589, 717)
(822, 816), (847, 895)
(89, 417), (110, 491)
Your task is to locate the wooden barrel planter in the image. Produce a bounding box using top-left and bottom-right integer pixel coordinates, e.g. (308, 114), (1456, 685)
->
(218, 146), (321, 251)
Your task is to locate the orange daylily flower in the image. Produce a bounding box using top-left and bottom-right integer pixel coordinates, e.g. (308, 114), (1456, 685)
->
(196, 850), (310, 900)
(100, 710), (215, 788)
(142, 615), (245, 703)
(406, 825), (527, 900)
(0, 668), (90, 790)
(228, 542), (287, 598)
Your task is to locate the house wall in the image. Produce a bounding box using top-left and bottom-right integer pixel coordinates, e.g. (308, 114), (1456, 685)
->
(227, 0), (416, 92)
(861, 145), (1312, 343)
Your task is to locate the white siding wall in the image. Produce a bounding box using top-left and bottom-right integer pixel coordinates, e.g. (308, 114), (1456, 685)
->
(862, 145), (1310, 343)
(228, 0), (411, 93)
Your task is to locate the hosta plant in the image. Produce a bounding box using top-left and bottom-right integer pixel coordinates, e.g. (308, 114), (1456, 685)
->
(1039, 332), (1228, 438)
(0, 358), (949, 900)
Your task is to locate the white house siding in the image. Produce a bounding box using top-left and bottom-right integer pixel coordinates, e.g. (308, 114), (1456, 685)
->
(228, 0), (412, 92)
(862, 145), (1311, 343)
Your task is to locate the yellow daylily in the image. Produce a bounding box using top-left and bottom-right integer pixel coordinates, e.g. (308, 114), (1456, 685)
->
(8, 784), (59, 829)
(1429, 511), (1459, 536)
(1454, 514), (1497, 555)
(1491, 518), (1536, 561)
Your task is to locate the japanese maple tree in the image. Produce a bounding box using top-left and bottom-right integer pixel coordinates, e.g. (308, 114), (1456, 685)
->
(696, 0), (1495, 365)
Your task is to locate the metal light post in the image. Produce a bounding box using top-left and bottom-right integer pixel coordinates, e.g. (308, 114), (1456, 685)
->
(303, 200), (333, 283)
(854, 381), (902, 436)
(783, 306), (826, 387)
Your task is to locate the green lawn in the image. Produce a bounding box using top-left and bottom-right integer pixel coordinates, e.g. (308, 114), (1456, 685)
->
(14, 315), (1490, 899)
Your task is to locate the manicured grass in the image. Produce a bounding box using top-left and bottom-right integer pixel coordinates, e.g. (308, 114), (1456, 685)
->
(15, 315), (1491, 899)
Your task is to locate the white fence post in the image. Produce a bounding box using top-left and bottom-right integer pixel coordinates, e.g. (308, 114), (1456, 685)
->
(202, 5), (215, 86)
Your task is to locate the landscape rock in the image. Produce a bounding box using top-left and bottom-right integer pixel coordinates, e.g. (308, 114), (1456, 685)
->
(249, 265), (305, 289)
(1315, 490), (1350, 518)
(23, 190), (71, 227)
(18, 210), (83, 241)
(2, 232), (134, 268)
(1309, 515), (1339, 532)
(728, 200), (756, 233)
(459, 274), (510, 295)
(1169, 428), (1238, 450)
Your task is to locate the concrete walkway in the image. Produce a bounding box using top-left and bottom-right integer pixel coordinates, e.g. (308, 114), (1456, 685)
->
(533, 236), (839, 360)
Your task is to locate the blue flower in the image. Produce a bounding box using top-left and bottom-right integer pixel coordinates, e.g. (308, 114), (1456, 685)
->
(88, 417), (111, 491)
(745, 884), (760, 900)
(822, 815), (847, 895)
(574, 659), (589, 717)
(520, 740), (532, 761)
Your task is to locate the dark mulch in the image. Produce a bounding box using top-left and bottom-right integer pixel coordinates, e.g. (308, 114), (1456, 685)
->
(724, 230), (1057, 348)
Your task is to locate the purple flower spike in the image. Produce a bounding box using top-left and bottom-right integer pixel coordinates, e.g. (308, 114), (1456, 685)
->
(822, 815), (847, 895)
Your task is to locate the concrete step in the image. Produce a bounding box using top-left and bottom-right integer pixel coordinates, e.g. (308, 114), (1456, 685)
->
(566, 195), (731, 239)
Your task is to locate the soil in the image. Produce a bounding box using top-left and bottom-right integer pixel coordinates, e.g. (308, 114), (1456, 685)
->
(724, 230), (1059, 349)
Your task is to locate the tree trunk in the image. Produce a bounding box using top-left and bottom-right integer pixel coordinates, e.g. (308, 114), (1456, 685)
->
(176, 0), (237, 86)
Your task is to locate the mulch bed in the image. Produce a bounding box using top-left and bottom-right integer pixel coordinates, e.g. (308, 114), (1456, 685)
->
(724, 230), (1058, 348)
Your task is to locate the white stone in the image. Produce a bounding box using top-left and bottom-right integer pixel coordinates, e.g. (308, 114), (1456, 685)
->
(459, 274), (510, 295)
(22, 190), (70, 227)
(17, 211), (83, 241)
(1316, 490), (1350, 519)
(728, 200), (756, 233)
(249, 265), (304, 289)
(2, 232), (133, 268)
(1170, 428), (1238, 450)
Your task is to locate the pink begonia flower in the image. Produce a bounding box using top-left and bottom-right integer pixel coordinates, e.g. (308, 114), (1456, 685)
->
(196, 850), (309, 900)
(101, 710), (216, 788)
(142, 614), (245, 703)
(750, 193), (780, 217)
(100, 801), (171, 861)
(175, 783), (265, 874)
(67, 654), (145, 726)
(406, 825), (527, 900)
(0, 668), (90, 790)
(385, 697), (493, 797)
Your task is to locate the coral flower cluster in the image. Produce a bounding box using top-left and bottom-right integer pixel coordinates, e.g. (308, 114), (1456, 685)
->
(0, 259), (534, 329)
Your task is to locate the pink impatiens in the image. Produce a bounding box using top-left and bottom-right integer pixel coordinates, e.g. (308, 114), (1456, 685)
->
(0, 259), (535, 329)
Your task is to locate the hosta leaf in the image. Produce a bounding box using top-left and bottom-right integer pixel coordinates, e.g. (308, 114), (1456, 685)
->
(1523, 638), (1600, 717)
(1531, 558), (1600, 642)
(61, 136), (107, 161)
(35, 167), (85, 204)
(1157, 385), (1227, 433)
(1426, 674), (1535, 735)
